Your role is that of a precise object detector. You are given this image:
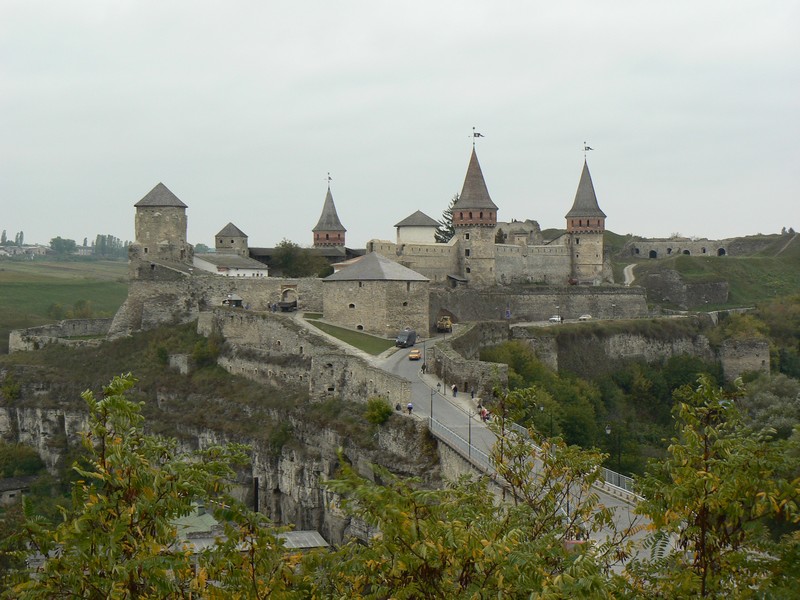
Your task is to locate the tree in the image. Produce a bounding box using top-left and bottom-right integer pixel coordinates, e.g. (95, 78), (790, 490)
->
(310, 389), (637, 598)
(194, 243), (211, 254)
(0, 230), (6, 244)
(629, 376), (800, 597)
(1, 374), (297, 598)
(14, 231), (23, 246)
(435, 194), (458, 243)
(49, 237), (77, 255)
(272, 239), (332, 278)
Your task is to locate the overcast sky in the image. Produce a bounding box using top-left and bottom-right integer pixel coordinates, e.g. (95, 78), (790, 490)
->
(2, 1), (798, 249)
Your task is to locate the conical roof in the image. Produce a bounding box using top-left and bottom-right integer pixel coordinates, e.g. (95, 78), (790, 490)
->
(453, 148), (498, 211)
(394, 210), (439, 228)
(565, 161), (606, 218)
(312, 187), (346, 232)
(216, 222), (247, 238)
(324, 252), (428, 282)
(134, 182), (187, 208)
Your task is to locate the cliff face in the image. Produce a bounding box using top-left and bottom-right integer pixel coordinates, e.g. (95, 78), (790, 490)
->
(0, 392), (439, 546)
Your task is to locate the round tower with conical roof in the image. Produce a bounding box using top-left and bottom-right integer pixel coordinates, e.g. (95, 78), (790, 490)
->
(452, 148), (498, 285)
(313, 186), (347, 247)
(565, 160), (606, 283)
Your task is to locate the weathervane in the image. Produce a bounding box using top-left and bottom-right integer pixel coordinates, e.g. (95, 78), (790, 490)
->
(583, 141), (594, 158)
(472, 126), (485, 147)
(326, 172), (332, 188)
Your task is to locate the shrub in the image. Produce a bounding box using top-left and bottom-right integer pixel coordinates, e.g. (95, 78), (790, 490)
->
(364, 397), (393, 425)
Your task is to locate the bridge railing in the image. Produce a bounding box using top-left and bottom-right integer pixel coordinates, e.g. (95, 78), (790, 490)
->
(428, 414), (639, 499)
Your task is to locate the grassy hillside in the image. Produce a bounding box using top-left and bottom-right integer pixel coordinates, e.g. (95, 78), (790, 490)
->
(611, 233), (800, 309)
(0, 259), (128, 354)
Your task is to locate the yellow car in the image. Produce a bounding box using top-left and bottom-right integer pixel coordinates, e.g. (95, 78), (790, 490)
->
(408, 349), (422, 360)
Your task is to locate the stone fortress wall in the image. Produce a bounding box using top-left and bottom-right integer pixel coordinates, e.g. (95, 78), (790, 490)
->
(9, 318), (113, 353)
(109, 275), (324, 337)
(197, 308), (412, 407)
(429, 286), (650, 328)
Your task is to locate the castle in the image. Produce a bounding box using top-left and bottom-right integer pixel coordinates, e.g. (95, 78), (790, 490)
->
(366, 148), (610, 286)
(128, 147), (610, 289)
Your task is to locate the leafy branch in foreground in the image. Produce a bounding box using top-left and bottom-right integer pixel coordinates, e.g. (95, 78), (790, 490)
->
(0, 374), (299, 599)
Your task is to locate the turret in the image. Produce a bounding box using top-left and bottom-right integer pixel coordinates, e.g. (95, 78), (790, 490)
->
(565, 161), (606, 282)
(312, 186), (346, 247)
(452, 148), (498, 285)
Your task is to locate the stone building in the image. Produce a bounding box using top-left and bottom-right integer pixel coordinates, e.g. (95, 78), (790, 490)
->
(367, 148), (610, 286)
(215, 222), (249, 257)
(131, 182), (193, 265)
(322, 252), (429, 338)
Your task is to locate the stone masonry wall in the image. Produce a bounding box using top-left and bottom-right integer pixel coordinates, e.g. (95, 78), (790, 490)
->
(198, 309), (412, 406)
(641, 268), (728, 309)
(430, 286), (648, 330)
(9, 318), (113, 353)
(322, 279), (429, 338)
(109, 276), (324, 336)
(431, 322), (509, 399)
(719, 338), (770, 382)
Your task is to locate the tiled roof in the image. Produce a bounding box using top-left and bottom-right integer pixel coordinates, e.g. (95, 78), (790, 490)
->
(453, 148), (498, 211)
(565, 160), (607, 218)
(394, 210), (439, 228)
(324, 252), (428, 282)
(312, 187), (346, 232)
(216, 222), (247, 238)
(134, 182), (188, 208)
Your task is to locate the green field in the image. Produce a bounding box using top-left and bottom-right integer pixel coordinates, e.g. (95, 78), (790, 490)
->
(0, 259), (129, 354)
(303, 314), (396, 355)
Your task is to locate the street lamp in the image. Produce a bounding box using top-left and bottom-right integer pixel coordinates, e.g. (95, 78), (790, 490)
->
(605, 424), (621, 472)
(431, 382), (441, 419)
(538, 404), (553, 437)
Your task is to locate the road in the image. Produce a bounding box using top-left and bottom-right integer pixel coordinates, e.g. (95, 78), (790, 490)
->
(378, 336), (646, 553)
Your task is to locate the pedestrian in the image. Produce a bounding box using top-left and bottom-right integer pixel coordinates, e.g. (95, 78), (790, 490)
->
(452, 384), (458, 397)
(421, 362), (427, 374)
(407, 402), (413, 415)
(470, 387), (475, 399)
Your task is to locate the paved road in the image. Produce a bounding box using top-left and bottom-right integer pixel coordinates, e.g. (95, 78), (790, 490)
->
(378, 336), (646, 552)
(623, 263), (636, 286)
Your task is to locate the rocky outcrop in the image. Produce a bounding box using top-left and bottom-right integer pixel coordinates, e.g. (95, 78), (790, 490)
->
(0, 400), (439, 546)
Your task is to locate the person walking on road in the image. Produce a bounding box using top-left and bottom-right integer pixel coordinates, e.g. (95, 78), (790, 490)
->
(452, 384), (458, 397)
(407, 402), (413, 415)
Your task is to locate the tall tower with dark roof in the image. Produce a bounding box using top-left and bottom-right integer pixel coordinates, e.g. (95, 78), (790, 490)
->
(132, 182), (192, 264)
(565, 160), (607, 282)
(312, 186), (346, 247)
(452, 148), (498, 285)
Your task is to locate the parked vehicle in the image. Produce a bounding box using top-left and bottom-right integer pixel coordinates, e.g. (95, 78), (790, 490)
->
(436, 315), (453, 333)
(548, 315), (563, 323)
(578, 314), (592, 321)
(395, 329), (417, 347)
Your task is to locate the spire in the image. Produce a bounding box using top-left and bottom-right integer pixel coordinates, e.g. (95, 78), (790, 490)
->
(453, 148), (498, 211)
(313, 185), (346, 247)
(565, 160), (606, 219)
(312, 187), (346, 232)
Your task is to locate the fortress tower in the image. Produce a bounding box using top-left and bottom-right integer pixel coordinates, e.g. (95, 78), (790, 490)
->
(312, 186), (346, 247)
(215, 222), (249, 257)
(565, 160), (606, 283)
(452, 148), (498, 285)
(132, 182), (192, 263)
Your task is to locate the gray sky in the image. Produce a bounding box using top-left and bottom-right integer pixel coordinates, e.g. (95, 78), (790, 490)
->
(2, 1), (798, 249)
